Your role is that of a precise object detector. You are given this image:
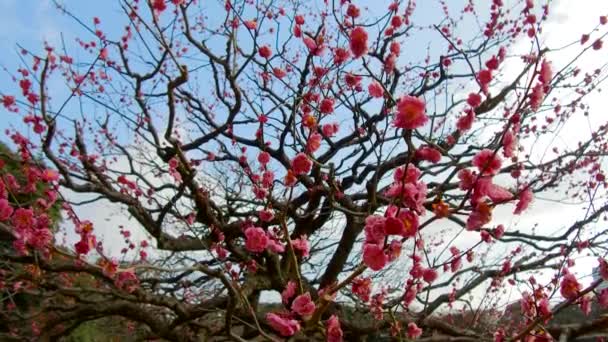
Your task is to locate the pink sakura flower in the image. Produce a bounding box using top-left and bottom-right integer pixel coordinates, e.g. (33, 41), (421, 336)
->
(266, 238), (285, 253)
(407, 322), (423, 339)
(474, 178), (513, 203)
(580, 295), (592, 315)
(486, 56), (499, 70)
(363, 243), (388, 271)
(322, 123), (339, 137)
(388, 240), (402, 261)
(349, 27), (368, 58)
(244, 20), (257, 30)
(326, 315), (343, 342)
(266, 313), (300, 337)
(259, 209), (274, 222)
(258, 45), (272, 59)
(319, 98), (335, 114)
(477, 69), (493, 88)
(306, 132), (322, 153)
(258, 152), (271, 165)
(502, 130), (517, 158)
(385, 208), (419, 237)
(472, 149), (502, 175)
(493, 224), (505, 239)
(538, 298), (552, 317)
(390, 41), (401, 55)
(352, 277), (372, 302)
(415, 146), (442, 163)
(560, 272), (581, 300)
(599, 288), (608, 308)
(291, 292), (315, 317)
(0, 199), (13, 221)
(394, 96), (428, 130)
(394, 164), (422, 183)
(599, 258), (608, 280)
(244, 227), (268, 253)
(292, 235), (310, 257)
(458, 169), (476, 190)
(282, 280), (297, 304)
(41, 169), (59, 182)
(333, 47), (350, 65)
(403, 285), (417, 307)
(346, 4), (360, 18)
(365, 215), (387, 244)
(344, 73), (362, 89)
(152, 0), (167, 12)
(529, 83), (545, 111)
(456, 108), (475, 132)
(593, 39), (603, 50)
(368, 81), (384, 98)
(422, 268), (438, 283)
(273, 67), (286, 79)
(466, 202), (493, 230)
(514, 187), (533, 214)
(467, 93), (482, 108)
(291, 153), (312, 175)
(12, 208), (34, 229)
(539, 59), (553, 85)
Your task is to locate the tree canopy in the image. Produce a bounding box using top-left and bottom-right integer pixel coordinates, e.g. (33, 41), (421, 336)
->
(1, 0), (608, 341)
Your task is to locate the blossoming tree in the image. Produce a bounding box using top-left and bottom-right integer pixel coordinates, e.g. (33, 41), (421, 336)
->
(1, 0), (608, 340)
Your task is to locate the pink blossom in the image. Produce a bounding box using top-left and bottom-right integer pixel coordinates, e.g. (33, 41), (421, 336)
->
(473, 149), (502, 175)
(319, 98), (335, 114)
(368, 81), (384, 98)
(258, 152), (271, 165)
(514, 187), (533, 215)
(322, 123), (339, 137)
(407, 322), (423, 339)
(363, 243), (388, 271)
(349, 27), (368, 58)
(580, 295), (592, 315)
(244, 227), (268, 253)
(529, 83), (545, 111)
(291, 292), (315, 317)
(352, 277), (372, 302)
(292, 153), (312, 175)
(364, 215), (386, 244)
(394, 96), (428, 130)
(292, 235), (310, 257)
(599, 258), (608, 280)
(326, 315), (343, 342)
(477, 69), (492, 87)
(538, 298), (552, 317)
(502, 130), (517, 158)
(456, 108), (475, 132)
(458, 169), (475, 190)
(12, 208), (34, 229)
(493, 224), (505, 239)
(266, 313), (300, 337)
(466, 202), (492, 230)
(599, 288), (608, 308)
(282, 281), (297, 304)
(539, 59), (553, 85)
(259, 45), (272, 59)
(266, 239), (285, 253)
(467, 93), (482, 108)
(560, 272), (581, 300)
(422, 268), (438, 283)
(307, 132), (322, 153)
(259, 209), (274, 222)
(415, 146), (442, 163)
(0, 199), (13, 221)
